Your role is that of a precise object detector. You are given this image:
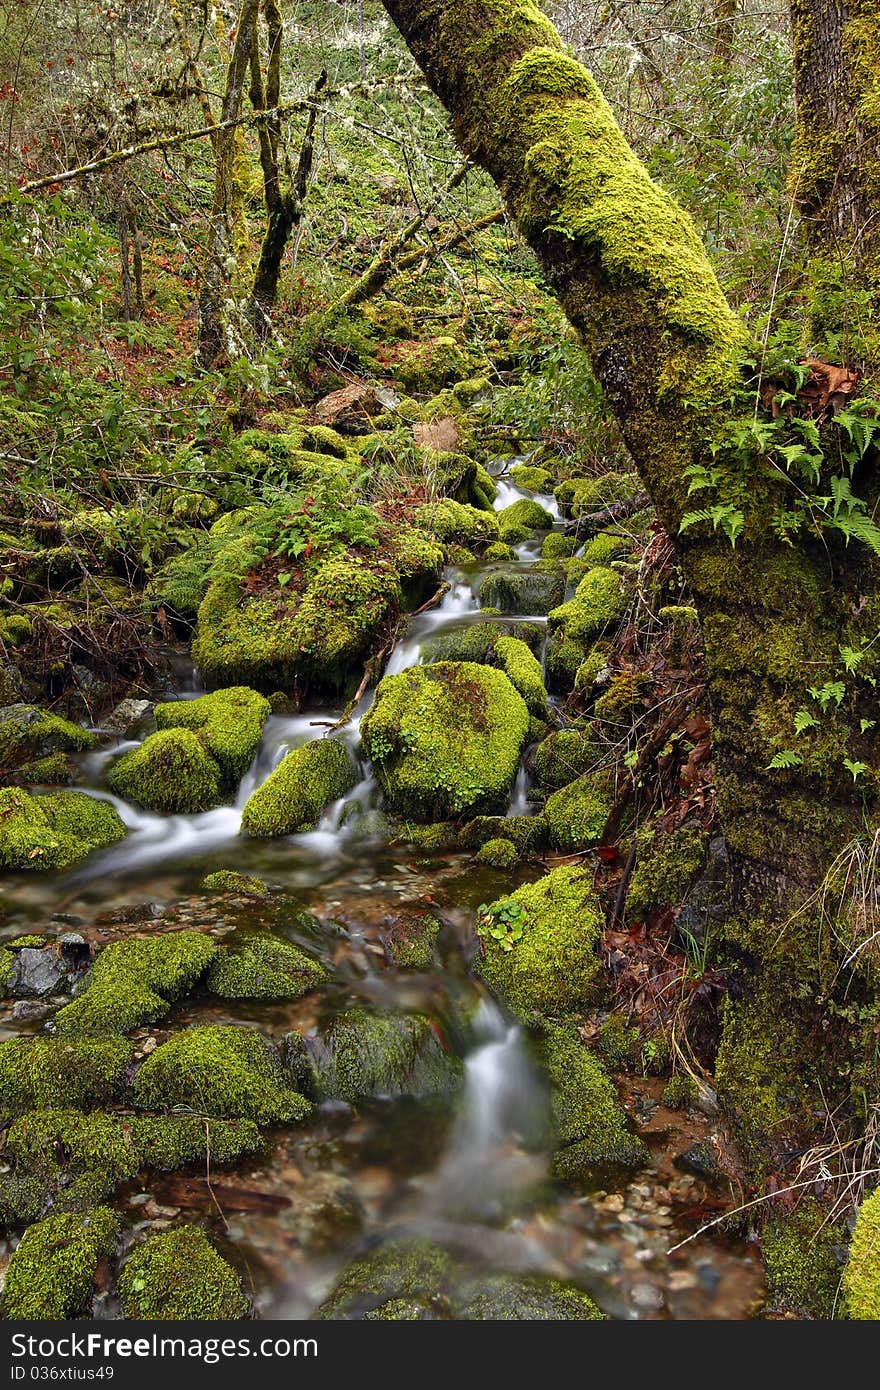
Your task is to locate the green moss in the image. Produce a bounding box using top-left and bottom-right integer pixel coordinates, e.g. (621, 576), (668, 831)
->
(0, 1172), (45, 1226)
(536, 1021), (648, 1177)
(317, 1239), (454, 1320)
(548, 566), (627, 645)
(133, 1024), (311, 1124)
(478, 568), (565, 614)
(593, 672), (647, 723)
(288, 1010), (461, 1104)
(662, 1074), (699, 1109)
(544, 630), (586, 692)
(361, 662), (530, 820)
(493, 635), (548, 716)
(555, 472), (637, 517)
(155, 686), (270, 788)
(659, 604), (699, 661)
(457, 1273), (605, 1319)
(627, 821), (708, 918)
(119, 1226), (248, 1320)
(387, 527), (445, 589)
(414, 499), (499, 547)
(2, 1208), (119, 1320)
(201, 869), (268, 894)
(534, 728), (599, 788)
(764, 1199), (846, 1318)
(392, 819), (459, 849)
(0, 788), (127, 872)
(476, 836), (519, 868)
(595, 1013), (643, 1070)
(580, 532), (630, 564)
(497, 497), (553, 542)
(574, 646), (610, 694)
(241, 736), (357, 837)
(0, 1035), (132, 1112)
(476, 865), (603, 1019)
(16, 751), (76, 784)
(460, 813), (548, 855)
(383, 912), (441, 969)
(107, 728), (222, 814)
(207, 932), (326, 1000)
(510, 464), (554, 492)
(544, 772), (613, 850)
(54, 931), (218, 1036)
(0, 703), (96, 770)
(483, 541), (517, 562)
(541, 531), (578, 559)
(844, 1188), (880, 1319)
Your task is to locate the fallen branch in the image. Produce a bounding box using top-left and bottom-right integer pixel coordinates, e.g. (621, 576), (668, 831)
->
(564, 491), (650, 537)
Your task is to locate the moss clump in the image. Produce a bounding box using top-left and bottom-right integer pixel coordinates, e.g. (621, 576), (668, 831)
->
(476, 865), (604, 1019)
(595, 1014), (643, 1070)
(483, 541), (517, 562)
(287, 1009), (461, 1104)
(537, 1022), (648, 1178)
(844, 1188), (880, 1319)
(415, 499), (499, 547)
(763, 1199), (846, 1318)
(541, 531), (578, 559)
(424, 618), (544, 664)
(107, 728), (222, 814)
(0, 703), (96, 771)
(497, 497), (553, 541)
(0, 1035), (132, 1112)
(206, 932), (326, 1000)
(476, 836), (519, 868)
(460, 813), (548, 856)
(0, 1172), (45, 1226)
(317, 1239), (454, 1320)
(479, 567), (565, 614)
(155, 686), (270, 787)
(593, 672), (647, 723)
(493, 635), (548, 716)
(555, 473), (637, 518)
(361, 662), (530, 820)
(241, 737), (357, 837)
(2, 1209), (119, 1320)
(457, 1273), (605, 1320)
(392, 819), (459, 850)
(544, 773), (613, 849)
(544, 630), (586, 693)
(382, 912), (442, 969)
(580, 532), (631, 564)
(510, 464), (554, 492)
(201, 869), (268, 894)
(133, 1024), (311, 1124)
(0, 788), (127, 872)
(659, 604), (699, 661)
(119, 1226), (248, 1320)
(534, 728), (600, 788)
(662, 1074), (699, 1109)
(549, 566), (626, 646)
(574, 646), (610, 694)
(53, 931), (218, 1036)
(627, 821), (708, 918)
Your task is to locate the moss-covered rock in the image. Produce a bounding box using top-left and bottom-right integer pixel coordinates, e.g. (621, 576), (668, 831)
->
(460, 813), (548, 856)
(476, 865), (604, 1019)
(207, 932), (326, 1000)
(580, 532), (631, 565)
(316, 1239), (454, 1320)
(119, 1226), (248, 1320)
(133, 1024), (311, 1124)
(548, 566), (627, 645)
(510, 464), (554, 493)
(361, 662), (530, 820)
(381, 911), (442, 969)
(155, 686), (270, 788)
(414, 499), (499, 547)
(424, 618), (544, 664)
(493, 635), (548, 717)
(536, 1022), (648, 1179)
(0, 1035), (132, 1112)
(241, 737), (357, 837)
(476, 836), (519, 868)
(2, 1208), (119, 1319)
(843, 1188), (880, 1319)
(0, 788), (127, 872)
(544, 773), (613, 849)
(483, 541), (518, 562)
(457, 1273), (605, 1319)
(53, 931), (218, 1035)
(555, 471), (638, 519)
(107, 728), (222, 813)
(201, 869), (268, 894)
(479, 567), (565, 614)
(627, 821), (709, 918)
(534, 729), (600, 788)
(541, 531), (579, 559)
(544, 629), (586, 693)
(286, 1009), (461, 1104)
(497, 497), (553, 542)
(0, 703), (96, 772)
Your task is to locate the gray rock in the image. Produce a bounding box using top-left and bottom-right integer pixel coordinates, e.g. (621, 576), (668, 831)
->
(8, 946), (66, 996)
(103, 699), (152, 735)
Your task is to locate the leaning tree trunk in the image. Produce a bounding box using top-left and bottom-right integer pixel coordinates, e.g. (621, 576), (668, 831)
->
(791, 0), (880, 369)
(381, 0), (880, 1172)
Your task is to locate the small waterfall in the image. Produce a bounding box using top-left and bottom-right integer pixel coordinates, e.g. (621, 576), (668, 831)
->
(507, 765), (532, 817)
(427, 999), (548, 1219)
(385, 572), (478, 675)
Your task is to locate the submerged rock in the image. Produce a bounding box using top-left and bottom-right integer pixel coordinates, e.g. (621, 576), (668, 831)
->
(0, 787), (126, 873)
(361, 662), (530, 820)
(119, 1226), (248, 1320)
(381, 910), (442, 969)
(241, 737), (357, 837)
(286, 1009), (461, 1104)
(281, 1173), (364, 1253)
(316, 1239), (454, 1319)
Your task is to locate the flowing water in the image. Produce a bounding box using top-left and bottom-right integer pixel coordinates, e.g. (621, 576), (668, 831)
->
(0, 464), (764, 1319)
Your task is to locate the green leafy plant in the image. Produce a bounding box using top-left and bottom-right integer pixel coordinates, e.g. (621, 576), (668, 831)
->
(476, 898), (529, 953)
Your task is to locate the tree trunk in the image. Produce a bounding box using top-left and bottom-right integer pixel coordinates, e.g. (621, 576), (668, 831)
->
(381, 0), (880, 1172)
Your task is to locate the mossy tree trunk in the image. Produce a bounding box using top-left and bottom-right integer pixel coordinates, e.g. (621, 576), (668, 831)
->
(791, 0), (880, 369)
(381, 0), (880, 1169)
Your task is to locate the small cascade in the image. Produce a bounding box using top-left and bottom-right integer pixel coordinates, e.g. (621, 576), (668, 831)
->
(506, 765), (533, 817)
(385, 570), (479, 675)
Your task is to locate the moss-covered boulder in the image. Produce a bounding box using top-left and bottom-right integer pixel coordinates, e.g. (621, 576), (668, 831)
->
(534, 729), (600, 788)
(119, 1226), (248, 1320)
(424, 618), (544, 664)
(627, 821), (708, 918)
(133, 1024), (311, 1124)
(475, 865), (603, 1019)
(0, 788), (126, 872)
(497, 497), (553, 542)
(201, 869), (268, 894)
(361, 663), (530, 820)
(457, 1273), (605, 1320)
(53, 931), (218, 1035)
(510, 464), (554, 493)
(286, 1009), (461, 1104)
(548, 566), (627, 645)
(475, 836), (519, 868)
(207, 932), (326, 1000)
(154, 686), (270, 788)
(544, 630), (587, 693)
(460, 813), (548, 856)
(107, 727), (222, 813)
(316, 1239), (454, 1320)
(536, 1023), (648, 1179)
(478, 567), (565, 615)
(544, 773), (613, 850)
(0, 703), (96, 775)
(240, 737), (357, 837)
(844, 1188), (880, 1319)
(2, 1208), (120, 1319)
(493, 635), (548, 717)
(763, 1198), (847, 1318)
(0, 1035), (132, 1112)
(414, 499), (498, 547)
